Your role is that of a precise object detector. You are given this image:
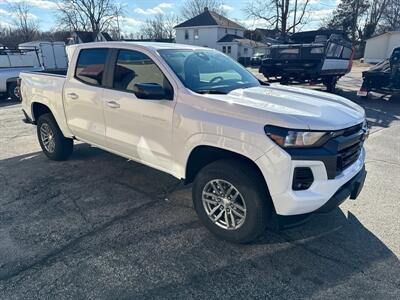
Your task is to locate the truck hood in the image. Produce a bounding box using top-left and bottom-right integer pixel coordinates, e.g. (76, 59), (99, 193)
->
(205, 84), (365, 130)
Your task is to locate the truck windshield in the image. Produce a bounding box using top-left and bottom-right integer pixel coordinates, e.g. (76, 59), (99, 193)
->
(158, 49), (260, 94)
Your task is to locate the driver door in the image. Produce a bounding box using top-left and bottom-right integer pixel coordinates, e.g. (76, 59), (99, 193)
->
(102, 49), (176, 172)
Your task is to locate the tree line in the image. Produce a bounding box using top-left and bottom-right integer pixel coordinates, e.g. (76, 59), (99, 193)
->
(1, 0), (399, 48)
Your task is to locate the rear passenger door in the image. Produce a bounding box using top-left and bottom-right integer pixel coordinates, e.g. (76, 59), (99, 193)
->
(64, 48), (109, 147)
(102, 48), (176, 172)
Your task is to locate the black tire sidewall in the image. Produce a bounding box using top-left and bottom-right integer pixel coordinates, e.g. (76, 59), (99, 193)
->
(193, 160), (271, 243)
(8, 82), (20, 101)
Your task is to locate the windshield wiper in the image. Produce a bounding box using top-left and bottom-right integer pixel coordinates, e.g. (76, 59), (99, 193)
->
(195, 89), (228, 94)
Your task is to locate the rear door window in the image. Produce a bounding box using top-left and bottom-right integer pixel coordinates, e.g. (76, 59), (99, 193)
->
(75, 48), (108, 86)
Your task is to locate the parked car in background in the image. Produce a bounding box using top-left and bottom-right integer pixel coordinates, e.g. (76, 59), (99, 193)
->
(250, 52), (266, 66)
(20, 42), (368, 243)
(358, 47), (400, 98)
(0, 41), (67, 101)
(0, 47), (43, 100)
(259, 30), (354, 92)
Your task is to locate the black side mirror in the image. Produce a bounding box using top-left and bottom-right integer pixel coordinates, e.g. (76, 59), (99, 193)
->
(133, 83), (171, 100)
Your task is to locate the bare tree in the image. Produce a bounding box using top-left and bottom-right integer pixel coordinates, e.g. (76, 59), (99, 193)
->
(181, 0), (227, 19)
(54, 0), (123, 35)
(9, 1), (39, 43)
(138, 14), (179, 40)
(359, 0), (388, 40)
(244, 0), (310, 36)
(380, 0), (400, 31)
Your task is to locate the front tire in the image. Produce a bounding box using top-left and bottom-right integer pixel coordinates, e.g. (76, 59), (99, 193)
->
(37, 113), (73, 161)
(193, 160), (272, 243)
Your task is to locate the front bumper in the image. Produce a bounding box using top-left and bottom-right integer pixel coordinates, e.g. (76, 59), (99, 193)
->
(277, 166), (366, 228)
(256, 144), (366, 216)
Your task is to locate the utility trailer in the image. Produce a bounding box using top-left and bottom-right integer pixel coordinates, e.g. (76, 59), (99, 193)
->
(358, 47), (400, 98)
(0, 41), (68, 101)
(259, 30), (353, 92)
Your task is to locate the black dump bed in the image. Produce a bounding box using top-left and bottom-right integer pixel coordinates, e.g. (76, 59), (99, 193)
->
(260, 30), (352, 81)
(362, 47), (400, 92)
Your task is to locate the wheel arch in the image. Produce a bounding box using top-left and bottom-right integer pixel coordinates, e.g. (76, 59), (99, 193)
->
(185, 145), (271, 197)
(29, 100), (74, 138)
(31, 102), (52, 124)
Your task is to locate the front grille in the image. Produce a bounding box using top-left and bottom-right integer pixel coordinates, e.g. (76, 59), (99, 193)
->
(336, 128), (364, 174)
(342, 123), (363, 136)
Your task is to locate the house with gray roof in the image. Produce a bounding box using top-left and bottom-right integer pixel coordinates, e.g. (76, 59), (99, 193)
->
(67, 31), (113, 45)
(174, 8), (268, 61)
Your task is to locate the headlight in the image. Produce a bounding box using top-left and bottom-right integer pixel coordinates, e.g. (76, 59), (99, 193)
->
(265, 125), (328, 148)
(310, 47), (325, 54)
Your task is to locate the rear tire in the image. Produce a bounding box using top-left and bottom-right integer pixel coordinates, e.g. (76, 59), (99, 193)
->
(7, 82), (20, 101)
(325, 76), (338, 93)
(37, 113), (73, 161)
(192, 160), (272, 243)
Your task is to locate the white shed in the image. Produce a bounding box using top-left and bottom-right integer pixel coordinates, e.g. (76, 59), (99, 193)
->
(364, 31), (400, 63)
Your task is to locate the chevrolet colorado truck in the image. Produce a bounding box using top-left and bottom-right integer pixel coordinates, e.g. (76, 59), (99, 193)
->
(20, 42), (368, 243)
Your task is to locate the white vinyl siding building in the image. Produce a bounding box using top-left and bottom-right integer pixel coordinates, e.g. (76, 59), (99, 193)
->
(175, 8), (267, 61)
(364, 31), (400, 63)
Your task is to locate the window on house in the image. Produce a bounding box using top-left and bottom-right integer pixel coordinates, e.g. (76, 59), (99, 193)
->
(244, 48), (248, 54)
(227, 46), (231, 54)
(194, 29), (199, 39)
(185, 30), (189, 40)
(222, 46), (226, 53)
(75, 48), (108, 86)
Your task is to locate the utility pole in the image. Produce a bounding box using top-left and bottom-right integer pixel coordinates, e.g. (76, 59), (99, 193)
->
(352, 0), (360, 43)
(293, 0), (298, 33)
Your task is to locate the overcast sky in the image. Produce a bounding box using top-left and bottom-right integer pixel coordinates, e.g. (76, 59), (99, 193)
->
(0, 0), (338, 34)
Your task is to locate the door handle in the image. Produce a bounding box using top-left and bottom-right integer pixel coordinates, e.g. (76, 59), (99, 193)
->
(67, 93), (79, 100)
(106, 100), (120, 109)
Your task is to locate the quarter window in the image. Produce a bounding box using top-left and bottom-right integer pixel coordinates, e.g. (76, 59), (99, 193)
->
(327, 43), (343, 58)
(112, 49), (173, 99)
(341, 47), (352, 59)
(75, 48), (108, 86)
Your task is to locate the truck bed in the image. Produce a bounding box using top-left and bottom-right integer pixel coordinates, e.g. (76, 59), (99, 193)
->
(20, 70), (67, 126)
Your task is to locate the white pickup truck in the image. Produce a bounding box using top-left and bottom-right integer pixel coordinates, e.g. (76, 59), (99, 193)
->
(20, 42), (368, 243)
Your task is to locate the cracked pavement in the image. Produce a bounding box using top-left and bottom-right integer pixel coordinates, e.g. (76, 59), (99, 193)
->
(0, 67), (399, 299)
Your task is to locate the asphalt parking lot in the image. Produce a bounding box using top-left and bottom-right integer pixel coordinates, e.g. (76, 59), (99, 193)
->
(0, 67), (399, 299)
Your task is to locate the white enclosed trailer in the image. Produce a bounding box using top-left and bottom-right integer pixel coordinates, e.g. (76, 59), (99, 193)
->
(18, 41), (68, 70)
(364, 31), (400, 64)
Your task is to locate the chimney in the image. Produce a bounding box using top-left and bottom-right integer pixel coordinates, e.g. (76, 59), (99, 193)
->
(204, 7), (209, 12)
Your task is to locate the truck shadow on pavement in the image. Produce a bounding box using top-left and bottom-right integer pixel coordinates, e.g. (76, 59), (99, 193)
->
(0, 98), (19, 108)
(337, 89), (400, 131)
(0, 144), (399, 299)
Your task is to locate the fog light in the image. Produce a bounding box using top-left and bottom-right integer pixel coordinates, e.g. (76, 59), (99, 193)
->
(292, 167), (314, 191)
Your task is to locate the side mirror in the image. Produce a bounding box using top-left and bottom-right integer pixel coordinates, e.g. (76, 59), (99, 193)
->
(133, 83), (171, 100)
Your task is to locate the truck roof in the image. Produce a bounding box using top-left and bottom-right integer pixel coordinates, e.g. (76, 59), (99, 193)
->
(72, 41), (211, 52)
